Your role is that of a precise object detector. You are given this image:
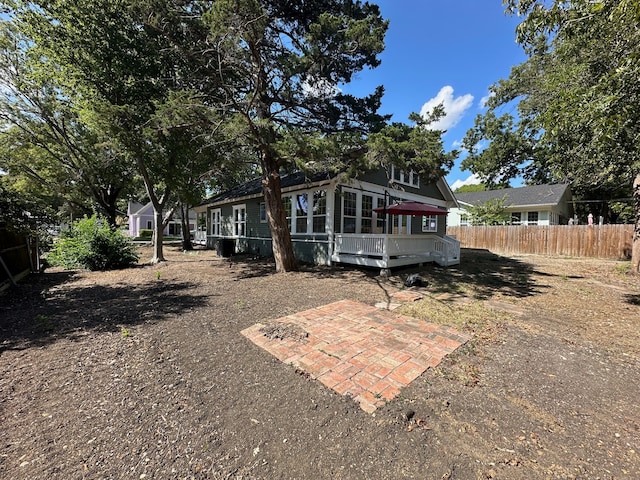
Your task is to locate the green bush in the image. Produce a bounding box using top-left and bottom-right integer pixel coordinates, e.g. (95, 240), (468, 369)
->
(48, 215), (139, 271)
(139, 229), (153, 239)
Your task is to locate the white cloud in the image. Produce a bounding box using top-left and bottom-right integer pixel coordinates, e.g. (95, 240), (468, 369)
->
(420, 86), (474, 131)
(450, 173), (481, 191)
(480, 91), (495, 108)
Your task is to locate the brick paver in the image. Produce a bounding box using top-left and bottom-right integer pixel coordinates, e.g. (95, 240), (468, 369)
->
(241, 300), (471, 413)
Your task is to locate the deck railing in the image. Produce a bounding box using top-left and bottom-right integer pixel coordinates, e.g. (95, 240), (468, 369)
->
(333, 234), (459, 263)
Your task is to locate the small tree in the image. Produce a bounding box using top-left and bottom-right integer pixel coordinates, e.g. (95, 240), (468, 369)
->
(48, 215), (139, 271)
(466, 196), (511, 226)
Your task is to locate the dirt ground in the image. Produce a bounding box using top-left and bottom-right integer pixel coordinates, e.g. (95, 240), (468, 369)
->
(1, 246), (639, 479)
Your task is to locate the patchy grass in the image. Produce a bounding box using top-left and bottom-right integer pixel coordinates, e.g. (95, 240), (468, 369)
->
(397, 295), (512, 334)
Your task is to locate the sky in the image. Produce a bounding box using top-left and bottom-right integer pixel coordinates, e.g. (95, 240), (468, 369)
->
(342, 1), (527, 190)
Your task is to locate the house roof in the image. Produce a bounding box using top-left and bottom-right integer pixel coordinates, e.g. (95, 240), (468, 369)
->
(454, 184), (570, 208)
(200, 170), (337, 206)
(199, 169), (459, 209)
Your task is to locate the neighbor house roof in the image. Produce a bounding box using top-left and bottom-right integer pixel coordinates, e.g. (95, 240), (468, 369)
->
(455, 184), (570, 208)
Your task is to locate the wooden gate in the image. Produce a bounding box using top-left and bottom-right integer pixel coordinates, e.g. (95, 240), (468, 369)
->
(0, 228), (38, 291)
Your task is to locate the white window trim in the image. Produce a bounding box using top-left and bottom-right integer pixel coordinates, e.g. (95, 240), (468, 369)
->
(421, 215), (438, 233)
(391, 165), (420, 188)
(259, 202), (267, 223)
(341, 188), (388, 234)
(211, 208), (221, 236)
(283, 189), (328, 234)
(232, 204), (246, 237)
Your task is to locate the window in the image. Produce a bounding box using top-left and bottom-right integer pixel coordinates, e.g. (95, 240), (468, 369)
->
(259, 203), (267, 223)
(422, 215), (437, 232)
(283, 196), (292, 232)
(146, 220), (152, 230)
(511, 212), (522, 225)
(211, 209), (221, 236)
(295, 193), (308, 233)
(527, 211), (539, 225)
(312, 190), (327, 233)
(343, 191), (357, 233)
(168, 223), (181, 236)
(460, 214), (469, 226)
(375, 197), (386, 232)
(232, 205), (246, 236)
(391, 165), (420, 188)
(361, 195), (373, 233)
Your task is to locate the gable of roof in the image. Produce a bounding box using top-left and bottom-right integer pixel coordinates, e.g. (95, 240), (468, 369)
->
(455, 184), (570, 208)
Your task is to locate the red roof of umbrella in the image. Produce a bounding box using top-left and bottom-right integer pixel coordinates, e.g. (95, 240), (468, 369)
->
(373, 201), (448, 216)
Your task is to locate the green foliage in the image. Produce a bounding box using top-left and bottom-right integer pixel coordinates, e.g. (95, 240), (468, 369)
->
(48, 215), (139, 271)
(367, 112), (458, 183)
(138, 229), (153, 239)
(464, 0), (640, 204)
(0, 179), (53, 249)
(454, 183), (488, 193)
(466, 196), (511, 226)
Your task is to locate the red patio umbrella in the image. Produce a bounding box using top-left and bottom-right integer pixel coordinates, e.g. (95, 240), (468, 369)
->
(373, 201), (448, 216)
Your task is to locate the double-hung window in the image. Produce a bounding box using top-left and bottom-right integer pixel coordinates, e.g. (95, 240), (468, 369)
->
(312, 190), (327, 233)
(232, 205), (246, 236)
(283, 196), (292, 231)
(361, 194), (373, 233)
(375, 197), (386, 233)
(527, 211), (539, 225)
(295, 193), (309, 233)
(342, 191), (357, 233)
(259, 203), (267, 223)
(211, 209), (221, 236)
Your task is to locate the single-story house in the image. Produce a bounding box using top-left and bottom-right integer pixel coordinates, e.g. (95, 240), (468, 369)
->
(127, 201), (196, 238)
(194, 166), (461, 270)
(448, 184), (573, 226)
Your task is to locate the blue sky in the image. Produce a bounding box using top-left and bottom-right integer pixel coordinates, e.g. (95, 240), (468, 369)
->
(343, 1), (527, 190)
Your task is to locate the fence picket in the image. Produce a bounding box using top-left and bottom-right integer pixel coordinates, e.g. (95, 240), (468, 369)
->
(448, 225), (633, 259)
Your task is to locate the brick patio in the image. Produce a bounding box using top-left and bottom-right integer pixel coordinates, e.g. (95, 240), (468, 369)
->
(241, 299), (471, 413)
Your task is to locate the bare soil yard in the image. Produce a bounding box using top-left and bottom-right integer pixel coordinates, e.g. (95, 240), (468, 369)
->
(1, 247), (639, 479)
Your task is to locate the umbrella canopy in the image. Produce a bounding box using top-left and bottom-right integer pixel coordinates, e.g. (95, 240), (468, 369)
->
(373, 201), (448, 216)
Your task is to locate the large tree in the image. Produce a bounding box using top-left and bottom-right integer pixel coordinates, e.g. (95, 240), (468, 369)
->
(463, 0), (640, 272)
(206, 0), (388, 272)
(5, 0), (227, 263)
(0, 19), (135, 227)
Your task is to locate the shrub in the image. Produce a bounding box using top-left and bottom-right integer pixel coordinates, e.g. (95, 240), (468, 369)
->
(48, 215), (139, 271)
(138, 229), (153, 239)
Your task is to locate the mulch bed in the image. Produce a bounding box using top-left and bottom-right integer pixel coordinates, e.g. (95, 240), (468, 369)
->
(1, 247), (639, 479)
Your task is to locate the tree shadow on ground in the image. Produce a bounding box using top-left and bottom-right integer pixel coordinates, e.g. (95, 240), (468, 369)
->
(407, 248), (547, 300)
(0, 271), (208, 353)
(224, 249), (549, 301)
(624, 293), (640, 306)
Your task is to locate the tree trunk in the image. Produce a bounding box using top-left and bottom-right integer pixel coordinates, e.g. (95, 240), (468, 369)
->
(261, 155), (298, 272)
(180, 203), (194, 251)
(152, 209), (166, 264)
(631, 172), (640, 274)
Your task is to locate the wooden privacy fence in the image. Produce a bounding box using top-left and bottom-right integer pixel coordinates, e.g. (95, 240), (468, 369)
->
(0, 228), (38, 291)
(447, 225), (634, 259)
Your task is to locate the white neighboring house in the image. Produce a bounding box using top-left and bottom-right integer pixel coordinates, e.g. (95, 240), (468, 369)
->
(448, 184), (573, 226)
(127, 201), (196, 238)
